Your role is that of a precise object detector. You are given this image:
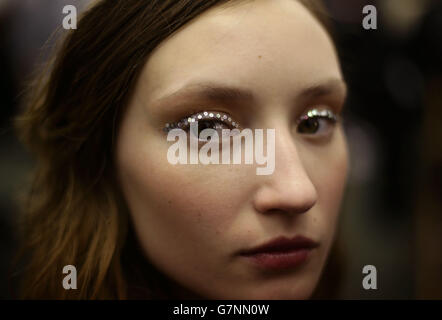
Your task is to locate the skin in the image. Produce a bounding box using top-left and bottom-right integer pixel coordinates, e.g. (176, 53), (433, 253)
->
(115, 0), (348, 299)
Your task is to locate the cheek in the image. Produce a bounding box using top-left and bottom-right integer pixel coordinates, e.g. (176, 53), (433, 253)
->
(306, 129), (349, 237)
(117, 142), (258, 296)
(116, 133), (254, 261)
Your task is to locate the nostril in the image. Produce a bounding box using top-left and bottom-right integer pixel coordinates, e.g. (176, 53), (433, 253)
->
(263, 201), (315, 215)
(253, 187), (317, 216)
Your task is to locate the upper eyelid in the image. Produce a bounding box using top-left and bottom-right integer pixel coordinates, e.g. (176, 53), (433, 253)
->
(296, 108), (339, 125)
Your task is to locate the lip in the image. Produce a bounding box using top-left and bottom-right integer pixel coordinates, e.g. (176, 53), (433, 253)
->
(238, 235), (319, 270)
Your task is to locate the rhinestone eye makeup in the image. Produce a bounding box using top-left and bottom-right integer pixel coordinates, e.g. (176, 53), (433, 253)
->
(297, 108), (338, 124)
(163, 110), (239, 133)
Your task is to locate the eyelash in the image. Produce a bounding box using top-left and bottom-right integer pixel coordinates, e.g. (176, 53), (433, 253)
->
(163, 108), (338, 134)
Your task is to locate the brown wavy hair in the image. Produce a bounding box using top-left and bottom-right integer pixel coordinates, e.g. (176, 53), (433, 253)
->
(12, 0), (336, 299)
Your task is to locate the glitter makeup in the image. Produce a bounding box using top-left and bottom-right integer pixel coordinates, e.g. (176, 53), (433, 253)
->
(163, 110), (239, 134)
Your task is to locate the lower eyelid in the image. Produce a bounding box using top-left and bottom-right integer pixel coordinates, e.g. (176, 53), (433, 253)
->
(296, 115), (337, 135)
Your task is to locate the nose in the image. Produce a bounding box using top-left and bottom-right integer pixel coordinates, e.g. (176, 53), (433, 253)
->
(252, 127), (318, 215)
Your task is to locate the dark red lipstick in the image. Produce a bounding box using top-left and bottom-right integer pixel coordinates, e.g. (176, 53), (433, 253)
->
(239, 235), (319, 270)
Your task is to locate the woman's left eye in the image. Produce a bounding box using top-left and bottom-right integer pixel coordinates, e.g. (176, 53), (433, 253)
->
(296, 109), (338, 136)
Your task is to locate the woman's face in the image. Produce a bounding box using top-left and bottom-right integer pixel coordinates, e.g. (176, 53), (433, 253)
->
(116, 0), (348, 299)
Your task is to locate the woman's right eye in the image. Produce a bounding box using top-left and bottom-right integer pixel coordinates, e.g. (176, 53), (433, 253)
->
(164, 111), (240, 142)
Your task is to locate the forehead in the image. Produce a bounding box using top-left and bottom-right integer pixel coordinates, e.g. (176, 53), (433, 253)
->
(141, 0), (342, 105)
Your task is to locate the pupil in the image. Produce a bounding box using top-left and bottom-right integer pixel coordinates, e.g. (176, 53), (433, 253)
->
(300, 118), (319, 133)
(198, 120), (213, 135)
(199, 121), (212, 130)
(195, 120), (220, 141)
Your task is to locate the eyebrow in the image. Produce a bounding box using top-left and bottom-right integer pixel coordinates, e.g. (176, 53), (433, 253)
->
(298, 79), (347, 101)
(152, 78), (347, 107)
(152, 82), (256, 107)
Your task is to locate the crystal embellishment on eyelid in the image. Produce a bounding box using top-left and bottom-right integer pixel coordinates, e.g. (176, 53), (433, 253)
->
(163, 111), (239, 133)
(299, 109), (338, 123)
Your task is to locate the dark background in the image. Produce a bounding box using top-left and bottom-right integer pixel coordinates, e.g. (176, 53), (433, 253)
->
(0, 0), (441, 299)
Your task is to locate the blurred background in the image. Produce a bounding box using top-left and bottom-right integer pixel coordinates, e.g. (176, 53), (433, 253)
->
(0, 0), (441, 299)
